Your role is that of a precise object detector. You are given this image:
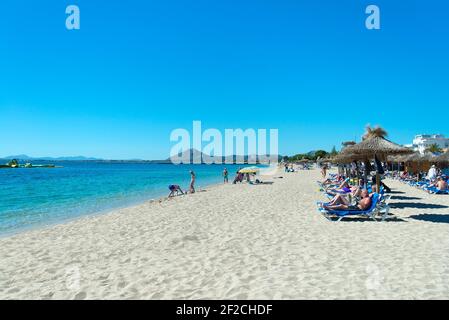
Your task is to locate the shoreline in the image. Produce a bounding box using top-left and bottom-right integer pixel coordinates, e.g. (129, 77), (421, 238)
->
(1, 168), (449, 299)
(0, 176), (232, 240)
(0, 166), (279, 239)
(0, 163), (275, 238)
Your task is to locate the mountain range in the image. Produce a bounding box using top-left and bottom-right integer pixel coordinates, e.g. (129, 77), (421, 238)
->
(2, 149), (281, 163)
(1, 154), (102, 161)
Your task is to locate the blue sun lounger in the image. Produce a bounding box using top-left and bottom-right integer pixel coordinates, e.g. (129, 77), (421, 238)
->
(426, 187), (449, 195)
(318, 193), (389, 222)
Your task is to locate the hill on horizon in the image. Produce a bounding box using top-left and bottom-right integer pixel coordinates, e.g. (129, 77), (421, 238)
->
(1, 154), (103, 161)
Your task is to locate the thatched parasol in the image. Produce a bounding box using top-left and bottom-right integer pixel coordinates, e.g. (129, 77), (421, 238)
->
(403, 153), (423, 163)
(420, 153), (438, 162)
(343, 137), (412, 158)
(434, 151), (449, 165)
(341, 126), (413, 190)
(332, 153), (353, 164)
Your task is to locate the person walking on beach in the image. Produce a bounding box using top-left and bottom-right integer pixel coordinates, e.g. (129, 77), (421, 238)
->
(427, 165), (437, 181)
(223, 168), (229, 183)
(321, 164), (327, 179)
(189, 170), (196, 193)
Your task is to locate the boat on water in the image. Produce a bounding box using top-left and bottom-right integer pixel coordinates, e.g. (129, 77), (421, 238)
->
(0, 159), (61, 169)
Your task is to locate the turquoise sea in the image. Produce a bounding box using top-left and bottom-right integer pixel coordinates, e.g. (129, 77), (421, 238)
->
(0, 161), (251, 236)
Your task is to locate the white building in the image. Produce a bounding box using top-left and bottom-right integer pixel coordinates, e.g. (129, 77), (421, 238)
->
(409, 134), (449, 154)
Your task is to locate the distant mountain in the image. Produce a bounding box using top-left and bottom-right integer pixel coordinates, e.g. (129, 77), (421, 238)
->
(2, 155), (102, 161)
(167, 149), (279, 164)
(3, 154), (33, 160)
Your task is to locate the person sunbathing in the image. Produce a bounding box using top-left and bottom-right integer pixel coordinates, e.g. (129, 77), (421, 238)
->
(322, 190), (372, 211)
(320, 175), (344, 187)
(325, 179), (358, 196)
(427, 177), (448, 193)
(328, 187), (364, 204)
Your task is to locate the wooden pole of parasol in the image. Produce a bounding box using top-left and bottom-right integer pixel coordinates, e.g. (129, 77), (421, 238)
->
(375, 154), (380, 193)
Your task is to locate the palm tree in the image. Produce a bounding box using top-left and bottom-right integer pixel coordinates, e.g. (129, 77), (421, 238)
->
(425, 143), (443, 154)
(362, 125), (388, 140)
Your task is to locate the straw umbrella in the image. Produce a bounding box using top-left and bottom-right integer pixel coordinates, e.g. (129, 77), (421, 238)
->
(404, 153), (424, 175)
(388, 154), (406, 175)
(341, 126), (413, 191)
(404, 152), (438, 175)
(434, 151), (449, 167)
(239, 167), (259, 174)
(332, 153), (354, 177)
(332, 152), (369, 182)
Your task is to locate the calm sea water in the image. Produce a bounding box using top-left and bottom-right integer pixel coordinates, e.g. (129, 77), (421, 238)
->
(0, 161), (252, 235)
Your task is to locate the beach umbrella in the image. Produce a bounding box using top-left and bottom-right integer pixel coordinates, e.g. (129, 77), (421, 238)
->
(341, 126), (413, 191)
(434, 151), (449, 167)
(403, 153), (427, 175)
(332, 153), (366, 164)
(239, 167), (259, 174)
(387, 154), (405, 173)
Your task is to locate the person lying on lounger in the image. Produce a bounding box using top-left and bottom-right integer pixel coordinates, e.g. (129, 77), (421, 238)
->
(427, 177), (448, 194)
(321, 190), (372, 211)
(325, 179), (359, 196)
(325, 187), (364, 206)
(320, 174), (345, 187)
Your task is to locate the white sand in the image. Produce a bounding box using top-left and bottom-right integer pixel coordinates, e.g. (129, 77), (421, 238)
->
(1, 169), (449, 299)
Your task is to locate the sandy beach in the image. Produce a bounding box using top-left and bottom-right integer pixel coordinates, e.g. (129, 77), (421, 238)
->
(1, 168), (449, 300)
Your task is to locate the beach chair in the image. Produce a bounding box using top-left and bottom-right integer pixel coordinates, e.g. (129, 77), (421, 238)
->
(426, 187), (449, 195)
(317, 193), (390, 222)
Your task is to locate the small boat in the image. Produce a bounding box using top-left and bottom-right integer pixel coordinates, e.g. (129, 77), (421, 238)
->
(29, 164), (57, 168)
(0, 159), (60, 169)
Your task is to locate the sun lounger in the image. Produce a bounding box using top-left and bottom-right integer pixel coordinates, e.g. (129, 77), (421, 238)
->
(317, 193), (391, 222)
(426, 187), (449, 195)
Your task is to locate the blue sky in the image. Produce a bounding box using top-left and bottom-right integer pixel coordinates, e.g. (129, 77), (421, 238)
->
(0, 0), (448, 159)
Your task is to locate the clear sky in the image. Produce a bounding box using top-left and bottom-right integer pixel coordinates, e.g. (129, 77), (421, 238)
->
(1, 0), (448, 159)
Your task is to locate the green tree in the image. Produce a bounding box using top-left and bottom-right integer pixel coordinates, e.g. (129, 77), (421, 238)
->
(425, 143), (443, 154)
(314, 150), (328, 160)
(330, 146), (338, 157)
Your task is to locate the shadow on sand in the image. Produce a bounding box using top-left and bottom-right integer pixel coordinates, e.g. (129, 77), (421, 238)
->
(389, 202), (448, 209)
(388, 190), (405, 194)
(391, 196), (422, 201)
(409, 214), (449, 224)
(327, 216), (406, 223)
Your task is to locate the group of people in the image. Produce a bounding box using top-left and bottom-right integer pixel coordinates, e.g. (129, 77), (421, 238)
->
(168, 167), (259, 197)
(395, 164), (448, 194)
(231, 169), (258, 184)
(283, 162), (312, 172)
(318, 174), (374, 212)
(168, 170), (196, 197)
